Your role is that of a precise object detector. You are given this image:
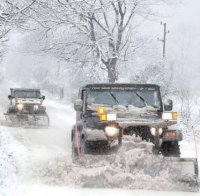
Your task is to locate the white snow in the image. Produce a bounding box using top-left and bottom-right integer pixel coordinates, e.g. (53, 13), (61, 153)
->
(0, 126), (27, 196)
(0, 99), (199, 196)
(15, 185), (199, 196)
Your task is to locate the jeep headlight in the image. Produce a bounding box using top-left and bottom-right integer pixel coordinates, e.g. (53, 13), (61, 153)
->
(150, 127), (156, 136)
(98, 107), (117, 121)
(33, 105), (39, 111)
(107, 113), (116, 121)
(16, 100), (22, 104)
(100, 113), (117, 121)
(158, 128), (163, 135)
(105, 126), (119, 138)
(17, 104), (23, 111)
(150, 127), (163, 136)
(162, 112), (178, 120)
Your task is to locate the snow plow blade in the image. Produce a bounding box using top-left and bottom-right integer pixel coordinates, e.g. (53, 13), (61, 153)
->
(4, 113), (49, 128)
(163, 157), (199, 191)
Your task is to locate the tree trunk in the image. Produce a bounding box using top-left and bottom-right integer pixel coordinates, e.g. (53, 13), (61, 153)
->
(106, 57), (118, 83)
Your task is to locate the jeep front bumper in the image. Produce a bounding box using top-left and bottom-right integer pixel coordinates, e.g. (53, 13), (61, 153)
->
(84, 128), (119, 142)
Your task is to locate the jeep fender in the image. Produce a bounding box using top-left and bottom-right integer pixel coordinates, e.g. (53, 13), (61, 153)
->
(71, 123), (83, 141)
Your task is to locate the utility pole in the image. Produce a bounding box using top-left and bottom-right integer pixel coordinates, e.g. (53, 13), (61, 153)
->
(157, 22), (170, 59)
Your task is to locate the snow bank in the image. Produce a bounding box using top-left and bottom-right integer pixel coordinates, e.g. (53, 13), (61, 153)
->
(25, 135), (197, 192)
(0, 126), (27, 196)
(180, 140), (200, 181)
(17, 185), (198, 196)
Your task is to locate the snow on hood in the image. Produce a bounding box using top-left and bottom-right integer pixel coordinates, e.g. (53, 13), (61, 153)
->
(87, 104), (159, 114)
(15, 98), (42, 104)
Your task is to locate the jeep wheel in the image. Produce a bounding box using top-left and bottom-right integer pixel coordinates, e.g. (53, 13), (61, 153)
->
(152, 146), (160, 155)
(161, 141), (180, 157)
(118, 136), (122, 146)
(118, 130), (122, 146)
(80, 138), (89, 155)
(72, 140), (78, 162)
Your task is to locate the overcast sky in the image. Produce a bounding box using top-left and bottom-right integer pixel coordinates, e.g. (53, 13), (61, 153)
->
(167, 0), (200, 90)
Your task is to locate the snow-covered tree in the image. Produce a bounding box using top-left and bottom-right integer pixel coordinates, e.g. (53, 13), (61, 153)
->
(20, 0), (180, 83)
(0, 0), (37, 83)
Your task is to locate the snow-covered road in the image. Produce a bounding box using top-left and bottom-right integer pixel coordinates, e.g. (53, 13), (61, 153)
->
(13, 100), (75, 159)
(0, 100), (199, 196)
(0, 100), (75, 196)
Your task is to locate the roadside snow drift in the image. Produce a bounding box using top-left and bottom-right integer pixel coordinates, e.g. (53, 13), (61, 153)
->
(27, 135), (197, 192)
(0, 126), (27, 196)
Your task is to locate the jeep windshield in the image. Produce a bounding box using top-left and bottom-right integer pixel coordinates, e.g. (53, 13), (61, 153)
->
(14, 90), (41, 98)
(87, 86), (162, 110)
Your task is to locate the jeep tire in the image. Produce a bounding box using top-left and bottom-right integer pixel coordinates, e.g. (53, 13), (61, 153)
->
(161, 141), (181, 157)
(80, 138), (90, 155)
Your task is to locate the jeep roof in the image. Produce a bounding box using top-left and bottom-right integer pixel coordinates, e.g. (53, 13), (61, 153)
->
(81, 83), (160, 89)
(11, 88), (40, 91)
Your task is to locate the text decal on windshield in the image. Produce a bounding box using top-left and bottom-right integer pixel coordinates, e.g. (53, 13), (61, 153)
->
(90, 86), (157, 91)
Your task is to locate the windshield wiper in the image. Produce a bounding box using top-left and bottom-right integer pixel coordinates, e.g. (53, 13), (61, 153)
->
(134, 92), (149, 108)
(109, 90), (119, 105)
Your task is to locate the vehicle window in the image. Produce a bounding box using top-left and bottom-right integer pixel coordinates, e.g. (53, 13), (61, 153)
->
(87, 88), (161, 109)
(14, 90), (41, 98)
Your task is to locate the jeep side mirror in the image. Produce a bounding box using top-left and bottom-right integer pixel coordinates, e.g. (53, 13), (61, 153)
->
(164, 99), (173, 111)
(74, 99), (83, 111)
(8, 95), (12, 99)
(42, 96), (45, 100)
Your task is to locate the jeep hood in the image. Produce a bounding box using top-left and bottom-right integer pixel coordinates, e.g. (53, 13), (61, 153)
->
(15, 98), (42, 104)
(87, 104), (176, 128)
